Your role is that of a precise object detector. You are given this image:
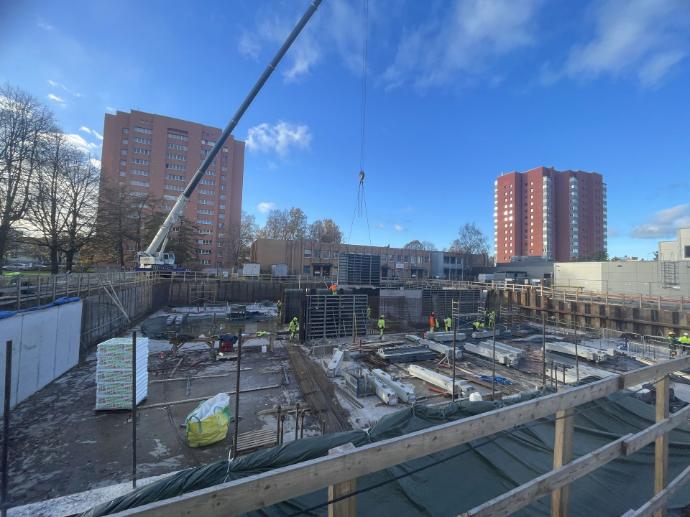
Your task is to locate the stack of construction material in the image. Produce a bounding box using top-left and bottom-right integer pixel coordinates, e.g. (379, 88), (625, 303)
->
(95, 337), (149, 410)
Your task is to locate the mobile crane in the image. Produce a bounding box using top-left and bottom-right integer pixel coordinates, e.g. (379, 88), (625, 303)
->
(136, 0), (323, 270)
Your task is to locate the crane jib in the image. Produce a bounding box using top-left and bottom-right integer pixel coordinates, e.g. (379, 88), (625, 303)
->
(141, 0), (323, 262)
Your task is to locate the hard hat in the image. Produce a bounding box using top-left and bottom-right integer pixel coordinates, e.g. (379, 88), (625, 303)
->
(685, 333), (689, 337)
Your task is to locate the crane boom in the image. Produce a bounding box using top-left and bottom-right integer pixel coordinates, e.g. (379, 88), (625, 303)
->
(139, 0), (323, 269)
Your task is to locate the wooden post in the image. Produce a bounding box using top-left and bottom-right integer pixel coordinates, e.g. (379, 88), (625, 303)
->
(1, 341), (13, 517)
(328, 443), (357, 517)
(654, 375), (669, 517)
(131, 332), (137, 489)
(551, 407), (575, 517)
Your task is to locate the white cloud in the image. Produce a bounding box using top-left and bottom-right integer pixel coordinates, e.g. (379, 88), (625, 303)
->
(47, 93), (65, 104)
(383, 0), (541, 90)
(559, 0), (690, 87)
(37, 19), (54, 31)
(631, 204), (690, 238)
(375, 223), (385, 229)
(236, 0), (365, 82)
(394, 224), (404, 232)
(105, 106), (117, 114)
(47, 79), (82, 97)
(238, 32), (261, 60)
(64, 133), (99, 154)
(79, 126), (103, 140)
(246, 121), (312, 156)
(257, 201), (277, 214)
(89, 158), (101, 169)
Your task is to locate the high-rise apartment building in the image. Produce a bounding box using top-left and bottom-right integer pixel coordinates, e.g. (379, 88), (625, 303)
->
(100, 109), (244, 269)
(493, 167), (606, 264)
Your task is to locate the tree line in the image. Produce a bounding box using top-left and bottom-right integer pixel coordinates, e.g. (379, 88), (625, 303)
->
(1, 84), (99, 273)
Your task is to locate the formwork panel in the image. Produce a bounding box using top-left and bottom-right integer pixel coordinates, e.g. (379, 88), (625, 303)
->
(306, 294), (368, 340)
(338, 253), (381, 286)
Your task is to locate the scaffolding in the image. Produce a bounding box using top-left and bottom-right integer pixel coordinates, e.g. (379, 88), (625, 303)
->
(305, 294), (368, 340)
(338, 253), (381, 286)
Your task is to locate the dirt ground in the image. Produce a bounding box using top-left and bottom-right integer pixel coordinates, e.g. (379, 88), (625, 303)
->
(4, 329), (316, 507)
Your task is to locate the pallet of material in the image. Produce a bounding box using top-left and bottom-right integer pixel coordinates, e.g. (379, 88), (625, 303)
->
(95, 337), (148, 410)
(423, 331), (467, 342)
(463, 340), (523, 368)
(370, 368), (416, 403)
(407, 364), (476, 397)
(546, 341), (608, 363)
(236, 429), (277, 454)
(376, 344), (437, 363)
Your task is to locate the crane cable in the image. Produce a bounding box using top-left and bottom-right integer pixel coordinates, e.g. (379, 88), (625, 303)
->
(348, 0), (372, 245)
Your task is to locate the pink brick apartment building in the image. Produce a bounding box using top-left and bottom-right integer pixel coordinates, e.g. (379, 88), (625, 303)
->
(99, 109), (244, 269)
(494, 167), (606, 264)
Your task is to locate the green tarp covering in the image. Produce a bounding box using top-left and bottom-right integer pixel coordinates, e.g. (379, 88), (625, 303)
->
(82, 391), (690, 516)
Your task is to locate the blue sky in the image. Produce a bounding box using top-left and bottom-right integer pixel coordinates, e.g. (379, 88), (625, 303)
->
(2, 0), (690, 259)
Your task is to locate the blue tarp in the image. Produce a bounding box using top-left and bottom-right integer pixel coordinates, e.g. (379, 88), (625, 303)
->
(0, 296), (81, 320)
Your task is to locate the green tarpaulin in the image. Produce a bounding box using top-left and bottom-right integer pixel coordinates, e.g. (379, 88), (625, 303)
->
(82, 391), (690, 516)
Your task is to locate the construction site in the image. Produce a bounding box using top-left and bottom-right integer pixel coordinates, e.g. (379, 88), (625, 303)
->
(1, 267), (690, 516)
(2, 0), (690, 516)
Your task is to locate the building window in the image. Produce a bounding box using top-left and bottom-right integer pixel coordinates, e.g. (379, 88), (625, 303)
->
(685, 245), (690, 259)
(121, 138), (128, 145)
(304, 249), (312, 258)
(168, 142), (187, 151)
(120, 149), (128, 156)
(134, 137), (151, 144)
(165, 184), (185, 192)
(122, 128), (129, 135)
(303, 265), (311, 274)
(166, 152), (186, 161)
(132, 158), (149, 165)
(199, 189), (215, 196)
(201, 259), (210, 265)
(200, 178), (215, 185)
(167, 131), (188, 141)
(198, 209), (214, 215)
(166, 163), (185, 171)
(129, 180), (149, 187)
(165, 174), (184, 181)
(131, 169), (149, 176)
(133, 147), (151, 155)
(119, 160), (126, 166)
(134, 126), (152, 134)
(196, 219), (212, 225)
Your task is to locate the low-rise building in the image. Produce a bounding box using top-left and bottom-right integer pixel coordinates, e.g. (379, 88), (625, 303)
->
(250, 239), (489, 281)
(659, 228), (690, 261)
(554, 260), (690, 297)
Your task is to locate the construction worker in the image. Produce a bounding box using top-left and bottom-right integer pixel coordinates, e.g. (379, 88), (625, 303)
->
(288, 316), (299, 342)
(444, 316), (452, 332)
(429, 312), (437, 333)
(668, 331), (678, 357)
(378, 314), (386, 340)
(679, 333), (690, 354)
(472, 320), (484, 331)
(329, 283), (338, 295)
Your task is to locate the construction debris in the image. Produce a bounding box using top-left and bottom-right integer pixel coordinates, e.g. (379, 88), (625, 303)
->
(463, 340), (523, 367)
(407, 364), (476, 397)
(371, 369), (416, 403)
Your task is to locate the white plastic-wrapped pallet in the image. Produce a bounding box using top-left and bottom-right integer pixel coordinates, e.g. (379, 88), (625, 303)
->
(95, 336), (149, 410)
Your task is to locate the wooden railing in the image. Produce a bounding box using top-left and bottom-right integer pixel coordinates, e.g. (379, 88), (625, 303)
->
(117, 355), (690, 517)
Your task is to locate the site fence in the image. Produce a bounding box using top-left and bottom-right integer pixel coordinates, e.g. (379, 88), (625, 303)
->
(117, 355), (690, 517)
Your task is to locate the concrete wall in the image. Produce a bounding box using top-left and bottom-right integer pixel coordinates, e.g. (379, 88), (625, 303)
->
(659, 228), (690, 261)
(0, 300), (82, 415)
(554, 260), (690, 297)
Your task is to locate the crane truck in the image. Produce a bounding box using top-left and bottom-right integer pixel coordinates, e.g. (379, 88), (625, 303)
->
(136, 0), (322, 270)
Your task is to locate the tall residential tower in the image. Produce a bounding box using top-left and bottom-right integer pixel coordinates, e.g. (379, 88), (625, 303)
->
(494, 167), (606, 263)
(100, 109), (244, 270)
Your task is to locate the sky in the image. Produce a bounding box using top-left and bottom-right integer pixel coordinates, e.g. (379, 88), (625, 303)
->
(1, 0), (690, 259)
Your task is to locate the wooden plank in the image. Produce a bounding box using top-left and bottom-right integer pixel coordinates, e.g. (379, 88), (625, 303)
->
(462, 435), (629, 517)
(551, 408), (574, 517)
(623, 463), (690, 517)
(115, 356), (690, 517)
(654, 375), (670, 517)
(623, 403), (690, 455)
(328, 443), (357, 517)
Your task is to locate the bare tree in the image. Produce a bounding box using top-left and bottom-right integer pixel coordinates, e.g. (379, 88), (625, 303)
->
(62, 153), (99, 271)
(29, 132), (70, 273)
(404, 239), (436, 250)
(308, 218), (342, 244)
(94, 181), (155, 267)
(224, 211), (257, 267)
(0, 84), (54, 263)
(258, 207), (307, 240)
(449, 222), (489, 255)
